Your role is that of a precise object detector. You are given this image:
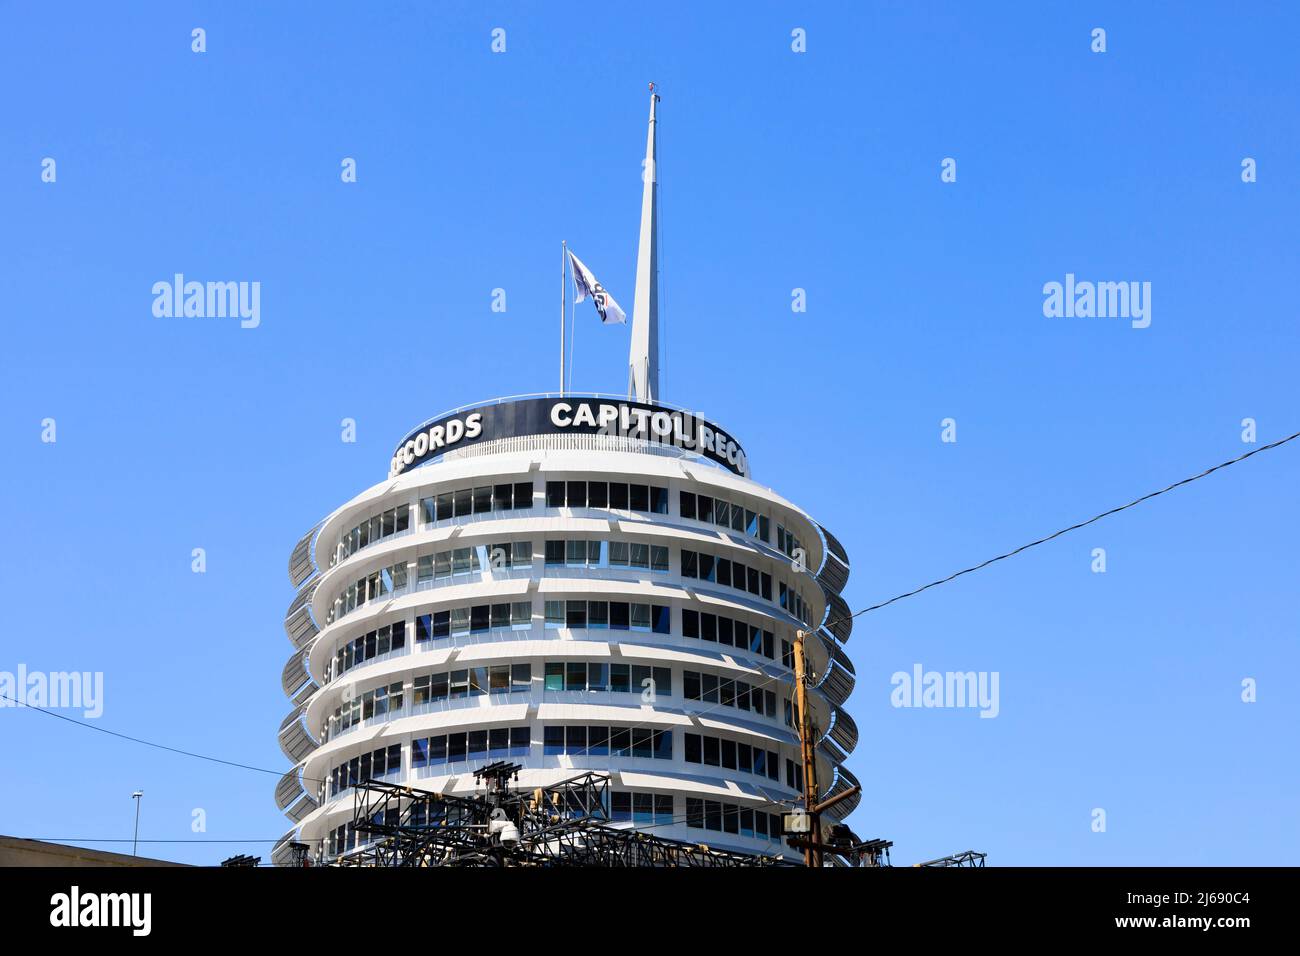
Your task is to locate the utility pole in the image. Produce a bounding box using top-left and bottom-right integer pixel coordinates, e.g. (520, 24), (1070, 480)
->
(792, 629), (822, 867)
(790, 629), (863, 867)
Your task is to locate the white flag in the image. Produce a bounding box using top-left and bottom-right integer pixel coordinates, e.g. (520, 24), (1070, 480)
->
(568, 250), (626, 325)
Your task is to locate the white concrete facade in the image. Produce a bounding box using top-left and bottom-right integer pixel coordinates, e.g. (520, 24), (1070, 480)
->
(274, 410), (858, 865)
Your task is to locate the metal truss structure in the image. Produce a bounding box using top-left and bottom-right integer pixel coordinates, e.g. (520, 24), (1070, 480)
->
(915, 850), (988, 868)
(338, 762), (792, 868)
(326, 762), (985, 869)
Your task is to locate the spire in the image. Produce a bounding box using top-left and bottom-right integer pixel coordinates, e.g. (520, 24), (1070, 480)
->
(629, 84), (660, 404)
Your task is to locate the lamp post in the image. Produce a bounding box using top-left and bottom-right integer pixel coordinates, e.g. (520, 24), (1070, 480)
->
(131, 791), (144, 857)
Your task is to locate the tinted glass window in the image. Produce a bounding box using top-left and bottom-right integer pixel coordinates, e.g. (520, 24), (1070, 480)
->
(453, 488), (472, 516)
(566, 601), (587, 629)
(602, 483), (625, 510)
(510, 727), (530, 755)
(685, 733), (702, 763)
(682, 609), (699, 638)
(493, 484), (513, 510)
(681, 550), (698, 578)
(610, 602), (630, 630)
(567, 481), (587, 508)
(566, 725), (587, 754)
(544, 726), (564, 755)
(546, 481), (566, 507)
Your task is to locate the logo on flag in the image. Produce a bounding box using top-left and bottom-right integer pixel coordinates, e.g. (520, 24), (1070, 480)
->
(568, 250), (626, 325)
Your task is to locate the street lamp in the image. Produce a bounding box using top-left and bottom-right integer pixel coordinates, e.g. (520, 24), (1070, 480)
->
(131, 791), (144, 857)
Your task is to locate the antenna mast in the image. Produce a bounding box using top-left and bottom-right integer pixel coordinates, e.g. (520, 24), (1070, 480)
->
(628, 83), (661, 404)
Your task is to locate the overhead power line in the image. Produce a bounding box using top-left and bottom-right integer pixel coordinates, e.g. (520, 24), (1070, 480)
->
(0, 692), (302, 781)
(829, 428), (1300, 625)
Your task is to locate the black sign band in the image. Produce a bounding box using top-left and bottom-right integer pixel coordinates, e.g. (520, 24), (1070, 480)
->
(389, 398), (749, 479)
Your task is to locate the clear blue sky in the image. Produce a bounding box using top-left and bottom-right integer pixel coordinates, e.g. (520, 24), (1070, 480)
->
(2, 2), (1296, 866)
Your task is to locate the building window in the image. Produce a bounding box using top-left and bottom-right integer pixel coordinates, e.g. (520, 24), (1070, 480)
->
(544, 663), (564, 692)
(421, 481), (533, 526)
(468, 730), (488, 760)
(566, 725), (587, 754)
(566, 481), (587, 508)
(447, 733), (467, 762)
(542, 725), (673, 760)
(686, 798), (704, 829)
(566, 601), (587, 629)
(610, 602), (630, 630)
(682, 609), (699, 638)
(453, 488), (472, 517)
(681, 732), (780, 784)
(680, 491), (697, 519)
(335, 505), (412, 564)
(450, 607), (470, 635)
(612, 792), (632, 823)
(544, 726), (565, 755)
(546, 481), (566, 508)
(565, 661), (587, 691)
(545, 601), (565, 628)
(565, 539), (601, 567)
(510, 726), (530, 756)
(609, 483), (629, 510)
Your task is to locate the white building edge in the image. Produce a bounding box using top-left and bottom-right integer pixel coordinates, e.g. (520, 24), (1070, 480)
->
(273, 91), (859, 866)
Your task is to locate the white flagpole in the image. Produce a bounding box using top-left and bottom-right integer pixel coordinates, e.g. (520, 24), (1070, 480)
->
(560, 240), (567, 396)
(568, 263), (577, 392)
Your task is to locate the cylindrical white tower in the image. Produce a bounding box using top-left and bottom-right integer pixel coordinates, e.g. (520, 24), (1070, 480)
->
(273, 395), (858, 865)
